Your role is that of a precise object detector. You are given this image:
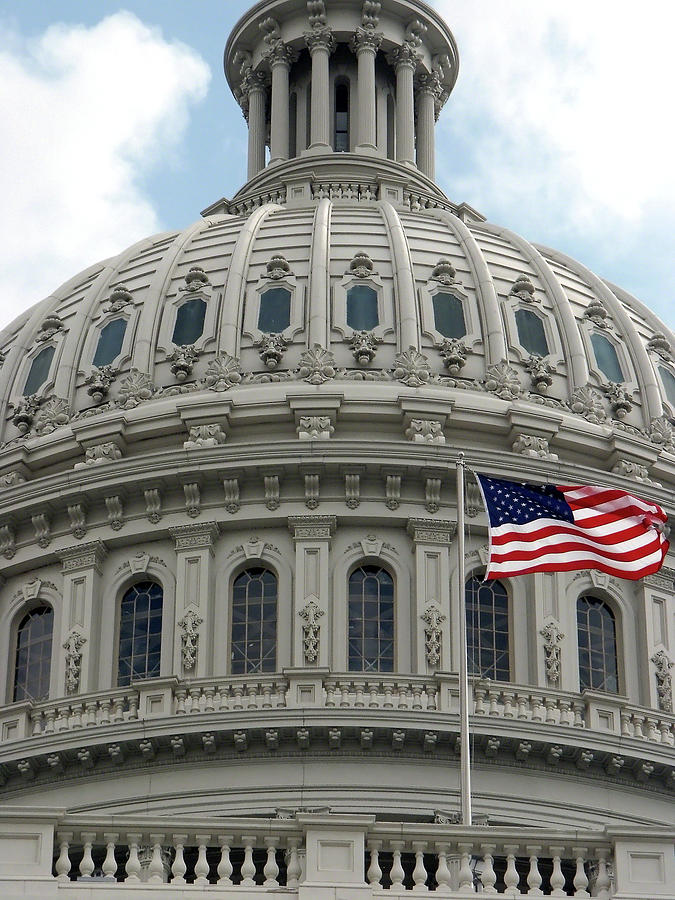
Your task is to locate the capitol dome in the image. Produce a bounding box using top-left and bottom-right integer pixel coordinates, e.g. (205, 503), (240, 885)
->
(0, 0), (672, 897)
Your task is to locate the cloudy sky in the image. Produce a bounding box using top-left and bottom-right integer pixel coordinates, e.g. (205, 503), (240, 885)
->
(0, 0), (673, 331)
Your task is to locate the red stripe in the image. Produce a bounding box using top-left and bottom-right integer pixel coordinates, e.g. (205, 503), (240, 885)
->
(491, 521), (648, 546)
(491, 537), (663, 564)
(488, 555), (666, 580)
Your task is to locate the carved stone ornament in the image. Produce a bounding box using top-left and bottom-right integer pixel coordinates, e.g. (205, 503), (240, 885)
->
(145, 489), (162, 523)
(512, 434), (558, 461)
(0, 524), (16, 559)
(393, 347), (431, 387)
(85, 365), (118, 404)
(386, 41), (421, 70)
(299, 600), (324, 663)
(184, 424), (227, 450)
(307, 0), (327, 28)
(103, 284), (133, 313)
(605, 381), (633, 419)
(651, 649), (673, 712)
(362, 0), (381, 28)
(75, 441), (123, 468)
(63, 629), (87, 695)
(35, 314), (65, 343)
(117, 369), (155, 408)
(540, 622), (564, 685)
(405, 418), (445, 444)
(11, 395), (42, 434)
(509, 273), (537, 303)
(178, 607), (203, 671)
(0, 470), (26, 488)
(647, 331), (672, 361)
(297, 416), (334, 440)
(350, 26), (383, 54)
(297, 345), (336, 384)
(350, 330), (382, 366)
(421, 604), (446, 667)
(0, 349), (5, 369)
(32, 513), (51, 548)
(181, 266), (210, 292)
(304, 25), (336, 55)
(611, 459), (652, 483)
(525, 354), (555, 393)
(568, 384), (606, 424)
(255, 333), (288, 370)
(168, 344), (199, 382)
(584, 298), (610, 328)
(203, 353), (242, 391)
(430, 258), (457, 285)
(438, 338), (468, 374)
(34, 397), (70, 435)
(347, 250), (375, 278)
(649, 415), (675, 451)
(484, 360), (521, 400)
(266, 253), (293, 280)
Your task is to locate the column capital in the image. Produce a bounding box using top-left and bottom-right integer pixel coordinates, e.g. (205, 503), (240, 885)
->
(288, 515), (337, 542)
(387, 42), (420, 71)
(304, 26), (336, 56)
(266, 40), (299, 69)
(350, 26), (383, 55)
(415, 71), (442, 98)
(58, 541), (108, 574)
(240, 68), (270, 99)
(407, 518), (456, 546)
(169, 522), (220, 552)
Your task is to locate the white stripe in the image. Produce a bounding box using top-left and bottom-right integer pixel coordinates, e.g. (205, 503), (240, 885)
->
(490, 528), (657, 557)
(562, 488), (659, 516)
(488, 544), (664, 575)
(490, 517), (644, 540)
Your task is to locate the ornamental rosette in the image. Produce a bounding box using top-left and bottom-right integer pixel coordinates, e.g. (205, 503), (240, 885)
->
(34, 397), (70, 435)
(116, 369), (155, 409)
(392, 348), (431, 387)
(484, 360), (521, 400)
(568, 384), (606, 424)
(297, 345), (336, 384)
(649, 415), (675, 450)
(203, 354), (242, 392)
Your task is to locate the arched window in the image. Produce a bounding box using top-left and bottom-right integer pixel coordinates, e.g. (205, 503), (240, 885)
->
(172, 298), (207, 346)
(23, 346), (55, 396)
(348, 565), (394, 672)
(334, 82), (350, 151)
(231, 568), (278, 673)
(591, 333), (624, 382)
(258, 288), (291, 333)
(346, 285), (379, 331)
(14, 606), (53, 701)
(465, 577), (510, 681)
(577, 596), (618, 693)
(117, 582), (163, 687)
(433, 293), (467, 339)
(660, 366), (675, 407)
(93, 318), (127, 367)
(515, 308), (549, 356)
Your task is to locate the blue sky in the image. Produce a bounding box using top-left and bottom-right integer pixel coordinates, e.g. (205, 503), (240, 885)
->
(0, 0), (673, 330)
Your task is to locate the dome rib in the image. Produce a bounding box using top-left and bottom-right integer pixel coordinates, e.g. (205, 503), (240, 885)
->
(378, 200), (420, 352)
(308, 198), (332, 349)
(429, 208), (507, 364)
(221, 203), (282, 356)
(484, 223), (589, 390)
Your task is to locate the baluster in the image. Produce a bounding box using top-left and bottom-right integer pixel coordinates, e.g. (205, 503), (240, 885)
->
(241, 836), (257, 886)
(247, 683), (258, 709)
(125, 833), (143, 882)
(55, 705), (69, 731)
(383, 683), (394, 708)
(204, 686), (216, 712)
(549, 846), (566, 897)
(171, 834), (188, 884)
(488, 688), (500, 716)
(84, 701), (97, 727)
(340, 682), (351, 707)
(112, 697), (125, 723)
(544, 697), (557, 724)
(325, 682), (337, 707)
(264, 836), (280, 886)
(632, 714), (645, 739)
(276, 681), (288, 707)
(593, 848), (611, 900)
(412, 685), (423, 710)
(128, 692), (139, 719)
(354, 681), (366, 708)
(503, 845), (520, 896)
(194, 834), (211, 885)
(572, 700), (586, 728)
(479, 844), (497, 893)
(531, 694), (545, 722)
(217, 835), (234, 885)
(188, 687), (202, 713)
(286, 839), (302, 888)
(434, 843), (452, 895)
(367, 840), (383, 888)
(99, 697), (112, 726)
(30, 709), (43, 736)
(558, 699), (572, 726)
(55, 831), (73, 882)
(516, 692), (529, 720)
(620, 711), (632, 736)
(148, 834), (165, 883)
(572, 847), (589, 897)
(397, 683), (409, 709)
(473, 683), (487, 715)
(457, 843), (474, 891)
(644, 716), (658, 741)
(369, 682), (380, 708)
(502, 690), (515, 718)
(425, 683), (437, 711)
(79, 832), (96, 878)
(174, 688), (188, 714)
(525, 845), (542, 895)
(411, 841), (428, 891)
(390, 841), (405, 889)
(71, 703), (83, 730)
(232, 684), (244, 710)
(261, 683), (273, 709)
(102, 833), (118, 880)
(45, 708), (57, 733)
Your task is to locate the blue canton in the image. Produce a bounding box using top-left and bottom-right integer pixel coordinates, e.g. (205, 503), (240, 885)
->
(477, 475), (574, 528)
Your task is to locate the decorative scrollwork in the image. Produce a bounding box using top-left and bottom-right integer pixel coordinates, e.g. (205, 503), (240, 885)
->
(484, 360), (521, 400)
(651, 649), (673, 712)
(540, 622), (564, 685)
(117, 369), (155, 409)
(178, 607), (203, 671)
(421, 605), (446, 667)
(63, 629), (87, 695)
(393, 348), (431, 387)
(297, 345), (336, 384)
(203, 354), (242, 392)
(299, 600), (324, 663)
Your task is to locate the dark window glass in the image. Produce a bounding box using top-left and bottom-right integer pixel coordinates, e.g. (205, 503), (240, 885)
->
(466, 577), (510, 681)
(335, 83), (350, 152)
(346, 285), (379, 331)
(591, 332), (624, 382)
(231, 568), (277, 674)
(289, 92), (298, 158)
(93, 318), (127, 367)
(23, 346), (55, 396)
(515, 308), (549, 356)
(172, 299), (207, 346)
(258, 288), (291, 333)
(577, 596), (618, 693)
(660, 366), (675, 407)
(386, 94), (395, 160)
(14, 606), (53, 701)
(433, 293), (467, 339)
(117, 582), (163, 687)
(348, 566), (394, 672)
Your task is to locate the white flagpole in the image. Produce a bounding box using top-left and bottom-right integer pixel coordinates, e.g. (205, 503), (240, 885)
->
(456, 452), (472, 826)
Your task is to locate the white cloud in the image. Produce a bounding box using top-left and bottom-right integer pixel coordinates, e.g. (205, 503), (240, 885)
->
(0, 12), (210, 329)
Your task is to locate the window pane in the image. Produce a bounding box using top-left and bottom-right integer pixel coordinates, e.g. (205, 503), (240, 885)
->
(14, 606), (53, 701)
(660, 366), (675, 406)
(591, 333), (624, 382)
(433, 293), (466, 338)
(346, 285), (379, 331)
(334, 83), (350, 151)
(172, 298), (207, 346)
(23, 346), (55, 396)
(577, 596), (618, 693)
(348, 566), (395, 672)
(93, 318), (127, 367)
(258, 288), (291, 333)
(117, 582), (163, 687)
(465, 577), (510, 681)
(231, 568), (277, 674)
(515, 308), (549, 356)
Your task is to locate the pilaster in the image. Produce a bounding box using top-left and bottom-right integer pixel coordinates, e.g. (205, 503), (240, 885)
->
(407, 519), (455, 673)
(288, 516), (336, 667)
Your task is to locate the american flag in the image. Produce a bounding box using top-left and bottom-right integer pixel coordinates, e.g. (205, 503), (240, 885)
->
(476, 475), (669, 581)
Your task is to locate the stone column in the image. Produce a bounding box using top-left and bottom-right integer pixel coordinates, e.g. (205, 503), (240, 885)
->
(388, 44), (419, 166)
(242, 70), (269, 179)
(351, 27), (383, 153)
(268, 43), (297, 164)
(169, 523), (219, 679)
(288, 516), (336, 668)
(415, 72), (440, 179)
(304, 27), (336, 152)
(407, 520), (455, 673)
(58, 542), (108, 695)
